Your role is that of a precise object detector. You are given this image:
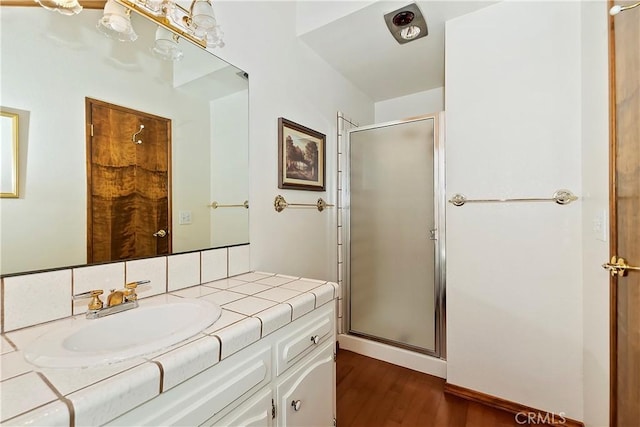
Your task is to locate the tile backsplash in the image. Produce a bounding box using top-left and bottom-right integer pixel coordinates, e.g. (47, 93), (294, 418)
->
(167, 252), (201, 292)
(201, 248), (227, 283)
(126, 256), (168, 298)
(3, 269), (72, 331)
(228, 245), (251, 276)
(1, 244), (250, 333)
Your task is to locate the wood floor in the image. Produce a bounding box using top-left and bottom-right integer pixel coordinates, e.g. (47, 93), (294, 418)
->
(337, 350), (520, 427)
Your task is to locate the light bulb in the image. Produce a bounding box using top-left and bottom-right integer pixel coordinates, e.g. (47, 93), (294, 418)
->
(400, 25), (421, 40)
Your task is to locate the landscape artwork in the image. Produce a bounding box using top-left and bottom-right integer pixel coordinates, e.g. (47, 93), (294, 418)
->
(278, 117), (325, 191)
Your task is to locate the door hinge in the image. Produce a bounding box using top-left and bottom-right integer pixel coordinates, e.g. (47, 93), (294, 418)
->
(90, 123), (94, 137)
(333, 352), (337, 362)
(271, 399), (276, 419)
(333, 417), (337, 426)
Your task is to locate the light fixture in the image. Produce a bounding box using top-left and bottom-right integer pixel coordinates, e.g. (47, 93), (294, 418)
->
(189, 0), (216, 36)
(97, 0), (138, 42)
(35, 0), (82, 15)
(384, 3), (428, 45)
(115, 0), (224, 49)
(152, 26), (184, 61)
(205, 26), (225, 48)
(185, 0), (225, 47)
(610, 2), (640, 15)
(35, 0), (224, 50)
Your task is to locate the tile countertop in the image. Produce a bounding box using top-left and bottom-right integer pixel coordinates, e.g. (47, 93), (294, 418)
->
(0, 272), (339, 426)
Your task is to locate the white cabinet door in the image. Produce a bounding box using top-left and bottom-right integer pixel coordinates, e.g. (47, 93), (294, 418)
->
(207, 387), (273, 427)
(276, 341), (335, 427)
(106, 347), (271, 426)
(275, 303), (334, 376)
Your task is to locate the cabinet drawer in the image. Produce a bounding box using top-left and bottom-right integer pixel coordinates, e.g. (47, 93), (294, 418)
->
(276, 341), (335, 427)
(276, 302), (334, 376)
(106, 345), (271, 426)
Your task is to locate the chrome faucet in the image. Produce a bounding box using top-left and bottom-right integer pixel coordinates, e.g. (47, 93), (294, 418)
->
(73, 280), (149, 319)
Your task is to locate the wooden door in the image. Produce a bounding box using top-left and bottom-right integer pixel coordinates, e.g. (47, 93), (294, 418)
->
(86, 98), (171, 263)
(608, 2), (640, 425)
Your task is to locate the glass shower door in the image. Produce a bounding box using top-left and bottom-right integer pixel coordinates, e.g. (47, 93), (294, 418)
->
(347, 116), (439, 354)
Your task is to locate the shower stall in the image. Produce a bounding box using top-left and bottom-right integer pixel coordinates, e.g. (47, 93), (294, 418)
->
(340, 113), (445, 360)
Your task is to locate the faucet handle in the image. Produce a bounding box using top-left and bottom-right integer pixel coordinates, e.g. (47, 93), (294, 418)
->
(127, 280), (150, 287)
(124, 281), (145, 302)
(73, 289), (104, 310)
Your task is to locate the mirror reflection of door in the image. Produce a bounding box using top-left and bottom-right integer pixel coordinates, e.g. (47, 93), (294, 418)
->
(86, 98), (171, 263)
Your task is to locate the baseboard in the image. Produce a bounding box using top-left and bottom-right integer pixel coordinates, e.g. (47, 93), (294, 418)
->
(337, 333), (447, 378)
(444, 383), (584, 427)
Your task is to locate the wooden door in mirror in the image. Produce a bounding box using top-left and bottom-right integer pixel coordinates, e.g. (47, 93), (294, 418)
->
(86, 97), (172, 263)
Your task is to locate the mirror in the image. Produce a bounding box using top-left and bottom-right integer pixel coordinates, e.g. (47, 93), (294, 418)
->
(0, 110), (19, 198)
(0, 6), (249, 275)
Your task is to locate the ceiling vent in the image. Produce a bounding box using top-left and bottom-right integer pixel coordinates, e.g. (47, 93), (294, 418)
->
(384, 3), (428, 44)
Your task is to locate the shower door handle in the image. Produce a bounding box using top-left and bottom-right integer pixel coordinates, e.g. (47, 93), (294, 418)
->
(429, 229), (437, 240)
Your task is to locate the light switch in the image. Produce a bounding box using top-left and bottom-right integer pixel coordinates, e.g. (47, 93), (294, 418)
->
(593, 209), (608, 242)
(179, 211), (192, 225)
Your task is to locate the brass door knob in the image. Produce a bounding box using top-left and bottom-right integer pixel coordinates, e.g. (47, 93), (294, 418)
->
(153, 229), (168, 238)
(602, 256), (640, 277)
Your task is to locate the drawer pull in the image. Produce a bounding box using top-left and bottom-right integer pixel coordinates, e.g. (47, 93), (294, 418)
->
(291, 399), (302, 411)
(311, 335), (320, 345)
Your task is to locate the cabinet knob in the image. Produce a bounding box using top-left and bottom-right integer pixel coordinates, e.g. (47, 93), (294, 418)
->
(310, 335), (320, 345)
(291, 400), (302, 411)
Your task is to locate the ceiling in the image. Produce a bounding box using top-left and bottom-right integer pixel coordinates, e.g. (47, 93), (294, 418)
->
(299, 1), (497, 102)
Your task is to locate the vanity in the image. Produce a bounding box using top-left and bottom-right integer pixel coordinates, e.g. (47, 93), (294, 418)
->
(0, 272), (338, 426)
(1, 5), (336, 426)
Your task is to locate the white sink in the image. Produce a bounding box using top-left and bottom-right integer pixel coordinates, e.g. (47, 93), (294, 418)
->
(24, 298), (222, 368)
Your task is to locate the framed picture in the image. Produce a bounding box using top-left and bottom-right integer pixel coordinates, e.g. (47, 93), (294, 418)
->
(1, 110), (19, 198)
(278, 117), (325, 191)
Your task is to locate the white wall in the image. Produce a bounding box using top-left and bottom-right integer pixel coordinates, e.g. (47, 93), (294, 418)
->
(211, 1), (374, 281)
(211, 90), (250, 247)
(445, 1), (584, 420)
(374, 87), (444, 123)
(580, 2), (610, 426)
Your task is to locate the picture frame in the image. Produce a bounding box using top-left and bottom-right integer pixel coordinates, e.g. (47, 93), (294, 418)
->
(1, 110), (19, 198)
(278, 117), (326, 191)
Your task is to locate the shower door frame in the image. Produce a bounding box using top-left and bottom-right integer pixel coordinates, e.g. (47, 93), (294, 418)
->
(342, 113), (446, 358)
